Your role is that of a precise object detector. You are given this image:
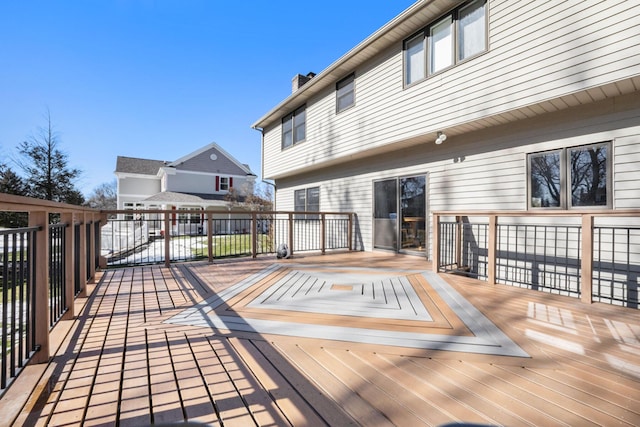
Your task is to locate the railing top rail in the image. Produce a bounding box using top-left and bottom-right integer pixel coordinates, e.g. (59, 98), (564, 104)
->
(101, 209), (355, 216)
(0, 193), (99, 214)
(432, 209), (640, 217)
(0, 225), (40, 235)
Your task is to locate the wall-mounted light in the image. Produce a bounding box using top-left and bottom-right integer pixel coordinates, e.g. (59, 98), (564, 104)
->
(435, 131), (447, 145)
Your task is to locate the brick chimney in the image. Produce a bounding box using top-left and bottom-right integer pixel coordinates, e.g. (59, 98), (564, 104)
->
(292, 72), (316, 93)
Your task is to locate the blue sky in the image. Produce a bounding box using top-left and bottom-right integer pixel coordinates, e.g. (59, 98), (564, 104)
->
(0, 1), (415, 197)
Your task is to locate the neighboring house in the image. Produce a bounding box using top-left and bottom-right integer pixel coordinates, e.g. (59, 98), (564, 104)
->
(115, 142), (256, 234)
(252, 1), (640, 302)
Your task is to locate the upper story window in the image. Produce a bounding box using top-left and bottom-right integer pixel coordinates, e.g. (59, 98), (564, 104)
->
(282, 105), (306, 149)
(216, 176), (232, 192)
(336, 74), (355, 113)
(404, 0), (486, 86)
(528, 142), (611, 209)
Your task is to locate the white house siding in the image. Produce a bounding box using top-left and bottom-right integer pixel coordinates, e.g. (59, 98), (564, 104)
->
(262, 0), (640, 180)
(275, 95), (640, 257)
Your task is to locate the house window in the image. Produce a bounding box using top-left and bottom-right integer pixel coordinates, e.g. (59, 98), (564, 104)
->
(294, 187), (320, 219)
(529, 142), (610, 209)
(123, 202), (143, 220)
(404, 34), (425, 85)
(282, 105), (306, 149)
(403, 0), (486, 86)
(220, 177), (229, 191)
(178, 207), (201, 224)
(336, 74), (355, 113)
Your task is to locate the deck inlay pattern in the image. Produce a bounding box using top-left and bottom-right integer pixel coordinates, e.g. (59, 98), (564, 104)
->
(167, 263), (529, 357)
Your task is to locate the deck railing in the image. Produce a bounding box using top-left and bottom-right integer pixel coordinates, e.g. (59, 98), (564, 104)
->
(101, 210), (355, 267)
(434, 210), (640, 309)
(0, 193), (102, 394)
(0, 195), (356, 395)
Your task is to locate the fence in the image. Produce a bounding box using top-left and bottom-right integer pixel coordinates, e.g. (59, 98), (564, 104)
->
(434, 211), (640, 309)
(0, 194), (101, 394)
(101, 210), (355, 267)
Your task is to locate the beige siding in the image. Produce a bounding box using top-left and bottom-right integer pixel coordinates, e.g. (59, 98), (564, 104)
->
(263, 0), (640, 180)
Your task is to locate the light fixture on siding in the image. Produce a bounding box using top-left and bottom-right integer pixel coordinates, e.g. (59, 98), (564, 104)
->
(435, 131), (447, 145)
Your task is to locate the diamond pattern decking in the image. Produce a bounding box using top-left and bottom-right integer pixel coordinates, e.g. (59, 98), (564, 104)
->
(169, 264), (528, 357)
(3, 252), (640, 426)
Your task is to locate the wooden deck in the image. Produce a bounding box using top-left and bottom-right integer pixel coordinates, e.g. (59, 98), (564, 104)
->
(3, 252), (640, 426)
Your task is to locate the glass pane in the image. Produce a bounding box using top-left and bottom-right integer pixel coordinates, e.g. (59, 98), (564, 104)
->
(405, 35), (425, 85)
(458, 0), (486, 60)
(430, 16), (452, 73)
(530, 151), (561, 207)
(294, 107), (306, 143)
(294, 190), (305, 211)
(282, 115), (293, 148)
(570, 144), (607, 206)
(306, 187), (320, 211)
(400, 176), (426, 251)
(374, 179), (397, 250)
(337, 75), (354, 112)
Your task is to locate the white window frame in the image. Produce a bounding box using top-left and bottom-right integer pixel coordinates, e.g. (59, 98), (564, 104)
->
(403, 0), (487, 87)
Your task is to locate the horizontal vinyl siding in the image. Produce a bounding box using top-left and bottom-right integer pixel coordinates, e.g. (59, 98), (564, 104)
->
(263, 0), (640, 179)
(119, 177), (161, 195)
(614, 134), (640, 209)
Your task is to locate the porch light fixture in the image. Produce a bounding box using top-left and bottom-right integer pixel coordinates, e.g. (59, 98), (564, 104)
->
(435, 131), (447, 145)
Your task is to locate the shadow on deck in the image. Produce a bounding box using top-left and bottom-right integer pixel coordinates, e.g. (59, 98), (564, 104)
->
(3, 252), (640, 426)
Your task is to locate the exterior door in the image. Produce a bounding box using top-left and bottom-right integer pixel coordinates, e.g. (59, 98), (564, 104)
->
(373, 179), (398, 250)
(373, 175), (427, 254)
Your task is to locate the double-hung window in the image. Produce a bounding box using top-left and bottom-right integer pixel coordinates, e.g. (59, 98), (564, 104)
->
(336, 74), (355, 113)
(294, 187), (320, 219)
(282, 105), (306, 149)
(528, 142), (611, 209)
(404, 0), (486, 86)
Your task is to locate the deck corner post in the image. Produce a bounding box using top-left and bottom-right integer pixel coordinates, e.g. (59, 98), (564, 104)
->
(432, 213), (440, 272)
(581, 214), (594, 304)
(29, 210), (50, 363)
(348, 213), (354, 251)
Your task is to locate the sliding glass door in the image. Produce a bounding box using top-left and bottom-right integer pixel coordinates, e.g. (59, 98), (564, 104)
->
(373, 175), (427, 254)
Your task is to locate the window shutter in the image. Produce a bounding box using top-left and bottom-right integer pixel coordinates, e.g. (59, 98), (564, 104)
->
(215, 176), (219, 191)
(229, 177), (233, 188)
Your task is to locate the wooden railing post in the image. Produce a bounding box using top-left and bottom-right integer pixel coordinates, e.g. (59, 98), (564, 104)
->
(348, 213), (354, 251)
(487, 215), (497, 285)
(432, 213), (440, 272)
(78, 213), (88, 296)
(87, 216), (96, 283)
(164, 213), (171, 268)
(321, 213), (326, 254)
(61, 212), (75, 319)
(99, 213), (108, 269)
(251, 213), (258, 258)
(207, 212), (214, 263)
(288, 212), (294, 256)
(581, 214), (594, 304)
(455, 216), (462, 270)
(29, 211), (50, 363)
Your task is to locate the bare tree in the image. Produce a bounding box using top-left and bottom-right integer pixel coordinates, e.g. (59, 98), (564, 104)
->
(85, 180), (117, 210)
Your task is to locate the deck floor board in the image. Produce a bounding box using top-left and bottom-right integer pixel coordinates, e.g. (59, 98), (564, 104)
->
(5, 252), (640, 426)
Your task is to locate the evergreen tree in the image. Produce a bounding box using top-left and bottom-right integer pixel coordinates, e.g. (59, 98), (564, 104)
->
(16, 110), (84, 204)
(0, 163), (28, 227)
